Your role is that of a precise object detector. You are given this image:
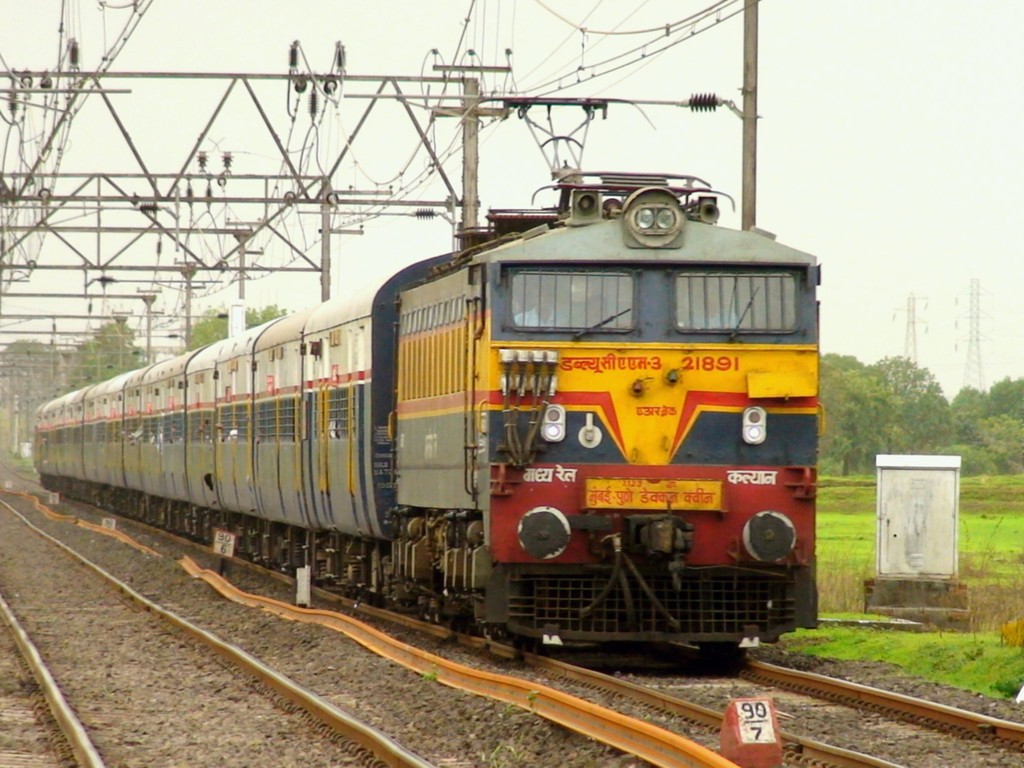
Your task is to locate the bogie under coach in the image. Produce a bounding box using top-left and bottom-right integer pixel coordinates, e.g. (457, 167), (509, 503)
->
(35, 172), (819, 653)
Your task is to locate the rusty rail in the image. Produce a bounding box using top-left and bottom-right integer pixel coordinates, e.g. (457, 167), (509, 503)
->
(182, 557), (740, 768)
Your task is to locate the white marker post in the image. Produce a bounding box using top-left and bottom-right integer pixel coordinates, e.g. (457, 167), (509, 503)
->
(719, 697), (782, 768)
(295, 565), (311, 608)
(212, 529), (237, 576)
(212, 529), (237, 557)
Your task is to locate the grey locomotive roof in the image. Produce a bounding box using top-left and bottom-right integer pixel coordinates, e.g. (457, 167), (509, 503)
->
(471, 217), (817, 267)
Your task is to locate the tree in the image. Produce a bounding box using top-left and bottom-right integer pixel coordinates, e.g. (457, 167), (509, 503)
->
(950, 386), (987, 445)
(0, 340), (67, 450)
(984, 378), (1024, 422)
(973, 415), (1024, 474)
(187, 305), (289, 350)
(868, 356), (953, 455)
(819, 354), (891, 474)
(64, 320), (145, 390)
(819, 355), (955, 475)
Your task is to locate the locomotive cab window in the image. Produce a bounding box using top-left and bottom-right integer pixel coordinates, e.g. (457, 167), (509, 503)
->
(509, 269), (634, 331)
(675, 271), (799, 332)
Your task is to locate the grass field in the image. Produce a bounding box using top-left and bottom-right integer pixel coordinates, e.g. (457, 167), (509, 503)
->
(790, 474), (1024, 699)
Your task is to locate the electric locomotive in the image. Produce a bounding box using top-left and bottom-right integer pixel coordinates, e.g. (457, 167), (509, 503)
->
(34, 171), (819, 653)
(392, 172), (818, 650)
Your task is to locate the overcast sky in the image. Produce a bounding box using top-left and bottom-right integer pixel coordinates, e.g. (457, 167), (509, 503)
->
(2, 1), (1022, 398)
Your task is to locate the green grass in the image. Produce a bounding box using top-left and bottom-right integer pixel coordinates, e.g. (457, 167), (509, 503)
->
(799, 474), (1024, 699)
(780, 626), (1024, 700)
(816, 475), (1024, 585)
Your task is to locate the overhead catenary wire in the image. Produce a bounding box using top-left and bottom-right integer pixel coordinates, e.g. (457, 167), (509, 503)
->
(519, 0), (748, 96)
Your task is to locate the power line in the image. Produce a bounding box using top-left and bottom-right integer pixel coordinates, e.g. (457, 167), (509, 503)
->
(521, 0), (746, 96)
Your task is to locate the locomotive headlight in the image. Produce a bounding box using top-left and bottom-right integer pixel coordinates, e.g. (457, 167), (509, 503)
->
(742, 406), (767, 445)
(635, 207), (656, 230)
(622, 188), (685, 248)
(541, 404), (566, 442)
(518, 505), (572, 559)
(743, 510), (797, 562)
(655, 207), (677, 230)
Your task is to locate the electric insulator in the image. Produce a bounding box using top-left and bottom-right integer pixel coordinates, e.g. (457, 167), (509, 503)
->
(334, 41), (346, 71)
(289, 41), (299, 70)
(222, 152), (232, 171)
(68, 39), (80, 68)
(7, 92), (16, 118)
(689, 93), (719, 112)
(309, 89), (318, 118)
(40, 72), (52, 89)
(197, 151), (208, 172)
(414, 209), (435, 220)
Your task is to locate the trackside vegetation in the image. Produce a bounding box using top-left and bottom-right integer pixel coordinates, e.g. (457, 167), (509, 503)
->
(821, 354), (1024, 475)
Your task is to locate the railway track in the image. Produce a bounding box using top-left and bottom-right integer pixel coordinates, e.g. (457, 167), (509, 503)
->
(741, 660), (1024, 748)
(0, 587), (104, 768)
(5, 470), (1024, 768)
(0, 477), (708, 767)
(0, 495), (434, 768)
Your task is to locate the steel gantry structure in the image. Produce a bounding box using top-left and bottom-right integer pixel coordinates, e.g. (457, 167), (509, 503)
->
(0, 65), (500, 347)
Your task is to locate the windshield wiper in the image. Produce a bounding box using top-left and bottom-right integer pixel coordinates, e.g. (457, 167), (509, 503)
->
(729, 287), (760, 339)
(573, 307), (632, 339)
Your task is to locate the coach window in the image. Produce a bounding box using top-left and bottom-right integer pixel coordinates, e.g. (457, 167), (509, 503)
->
(510, 269), (634, 331)
(675, 271), (798, 332)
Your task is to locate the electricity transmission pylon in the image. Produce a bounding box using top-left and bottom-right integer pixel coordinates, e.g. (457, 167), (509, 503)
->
(962, 278), (986, 391)
(900, 293), (926, 364)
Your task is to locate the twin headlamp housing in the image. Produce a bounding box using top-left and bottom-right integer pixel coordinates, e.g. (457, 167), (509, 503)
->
(623, 187), (685, 248)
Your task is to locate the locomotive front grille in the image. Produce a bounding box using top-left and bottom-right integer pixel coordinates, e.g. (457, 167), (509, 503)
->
(505, 568), (797, 640)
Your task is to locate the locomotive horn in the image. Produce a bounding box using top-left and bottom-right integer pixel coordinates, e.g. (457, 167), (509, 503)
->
(696, 196), (719, 224)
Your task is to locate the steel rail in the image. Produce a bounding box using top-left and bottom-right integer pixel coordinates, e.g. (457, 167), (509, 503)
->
(525, 653), (902, 768)
(0, 589), (107, 768)
(181, 557), (740, 768)
(0, 498), (435, 768)
(745, 660), (1024, 746)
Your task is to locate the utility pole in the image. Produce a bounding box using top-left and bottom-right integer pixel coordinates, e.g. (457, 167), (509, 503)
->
(741, 0), (759, 231)
(140, 292), (158, 364)
(461, 78), (480, 233)
(321, 179), (332, 302)
(430, 68), (509, 238)
(182, 265), (195, 348)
